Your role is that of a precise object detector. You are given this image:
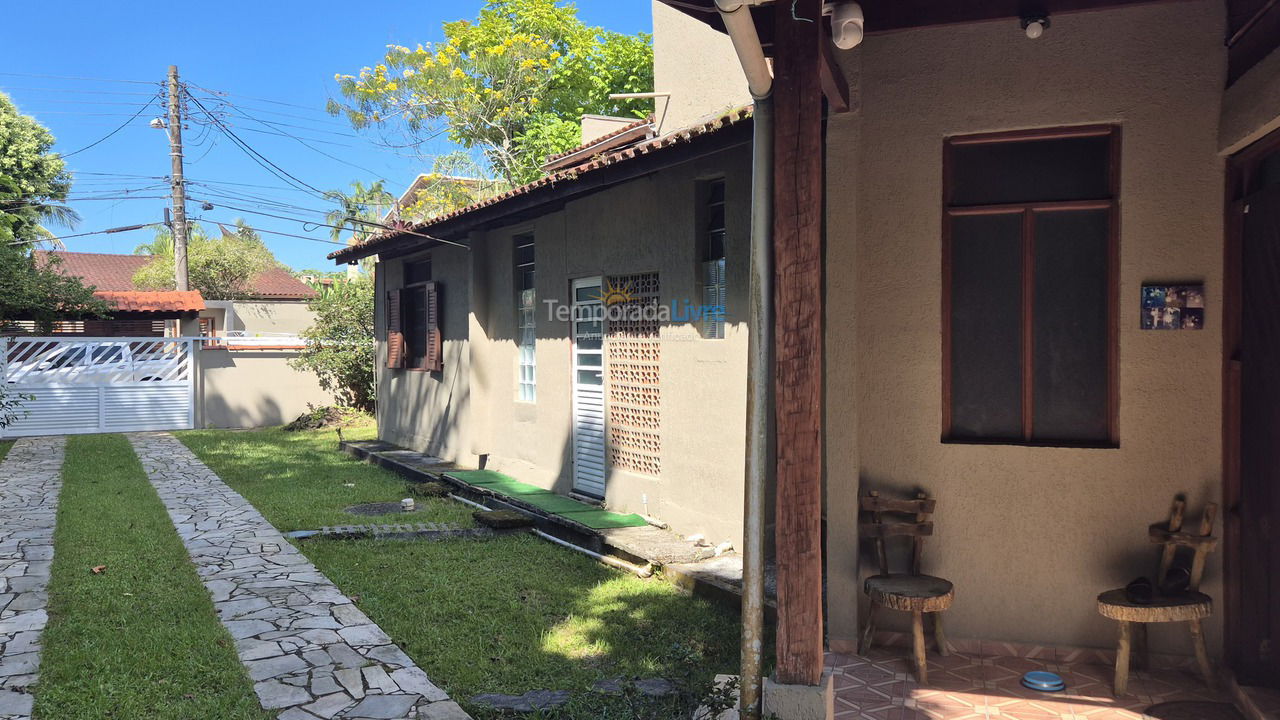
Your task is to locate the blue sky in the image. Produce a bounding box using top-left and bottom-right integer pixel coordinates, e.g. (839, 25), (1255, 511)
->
(0, 1), (652, 271)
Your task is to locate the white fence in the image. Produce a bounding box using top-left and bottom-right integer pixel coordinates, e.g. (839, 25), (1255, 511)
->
(1, 337), (195, 437)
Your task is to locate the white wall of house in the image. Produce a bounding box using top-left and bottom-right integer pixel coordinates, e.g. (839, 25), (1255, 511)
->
(652, 0), (750, 133)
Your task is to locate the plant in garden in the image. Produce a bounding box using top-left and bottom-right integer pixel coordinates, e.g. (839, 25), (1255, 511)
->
(133, 220), (280, 300)
(289, 274), (375, 412)
(330, 0), (654, 187)
(0, 388), (34, 430)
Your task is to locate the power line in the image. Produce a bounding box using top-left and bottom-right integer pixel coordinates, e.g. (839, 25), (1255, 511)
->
(8, 222), (152, 246)
(183, 91), (329, 198)
(190, 195), (464, 248)
(187, 214), (347, 246)
(0, 71), (158, 85)
(0, 85), (159, 96)
(59, 94), (159, 158)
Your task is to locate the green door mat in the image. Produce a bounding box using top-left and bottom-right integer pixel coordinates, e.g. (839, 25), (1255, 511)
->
(444, 470), (647, 529)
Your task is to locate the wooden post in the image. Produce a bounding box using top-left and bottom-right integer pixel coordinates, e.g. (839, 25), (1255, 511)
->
(772, 0), (826, 688)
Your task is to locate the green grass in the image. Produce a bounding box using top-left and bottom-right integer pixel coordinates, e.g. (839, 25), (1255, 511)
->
(181, 427), (742, 719)
(0, 439), (12, 462)
(36, 434), (272, 720)
(177, 422), (474, 531)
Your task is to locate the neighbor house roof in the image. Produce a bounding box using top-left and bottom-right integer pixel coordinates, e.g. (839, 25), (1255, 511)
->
(93, 291), (206, 313)
(36, 251), (318, 299)
(329, 105), (753, 263)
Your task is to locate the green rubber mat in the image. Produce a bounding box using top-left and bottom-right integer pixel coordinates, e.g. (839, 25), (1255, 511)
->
(444, 470), (648, 529)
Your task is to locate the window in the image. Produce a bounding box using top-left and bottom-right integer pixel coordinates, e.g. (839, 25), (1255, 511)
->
(943, 126), (1119, 446)
(387, 257), (442, 372)
(515, 234), (536, 402)
(701, 179), (727, 339)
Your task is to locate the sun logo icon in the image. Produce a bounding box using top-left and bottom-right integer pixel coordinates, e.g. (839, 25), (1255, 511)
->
(598, 280), (635, 306)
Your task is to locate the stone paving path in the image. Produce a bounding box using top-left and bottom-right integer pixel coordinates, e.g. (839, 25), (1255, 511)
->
(128, 433), (471, 720)
(0, 436), (66, 720)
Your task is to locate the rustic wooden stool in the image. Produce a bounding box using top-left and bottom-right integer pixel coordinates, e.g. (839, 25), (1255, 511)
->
(1096, 498), (1218, 696)
(859, 490), (954, 684)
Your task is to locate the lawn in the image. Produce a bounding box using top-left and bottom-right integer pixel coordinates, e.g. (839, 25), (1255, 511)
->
(36, 434), (271, 720)
(178, 422), (473, 531)
(180, 425), (742, 719)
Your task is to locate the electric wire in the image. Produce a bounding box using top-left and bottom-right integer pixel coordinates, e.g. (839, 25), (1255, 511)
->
(59, 94), (159, 158)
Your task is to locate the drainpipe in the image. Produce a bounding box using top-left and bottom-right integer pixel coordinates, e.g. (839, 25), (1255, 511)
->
(716, 1), (774, 718)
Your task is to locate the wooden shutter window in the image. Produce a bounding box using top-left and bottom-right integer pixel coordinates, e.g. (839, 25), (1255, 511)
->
(386, 288), (405, 369)
(424, 282), (442, 372)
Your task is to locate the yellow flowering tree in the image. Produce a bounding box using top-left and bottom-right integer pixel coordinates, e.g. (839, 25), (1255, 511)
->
(330, 0), (653, 187)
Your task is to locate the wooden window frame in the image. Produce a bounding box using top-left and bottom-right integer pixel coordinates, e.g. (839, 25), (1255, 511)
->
(390, 256), (442, 373)
(941, 124), (1121, 447)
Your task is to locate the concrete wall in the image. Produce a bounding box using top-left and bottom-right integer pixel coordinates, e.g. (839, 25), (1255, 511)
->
(228, 300), (315, 335)
(652, 0), (750, 134)
(197, 349), (333, 428)
(1221, 45), (1280, 153)
(376, 143), (753, 547)
(824, 1), (1228, 655)
(376, 245), (476, 464)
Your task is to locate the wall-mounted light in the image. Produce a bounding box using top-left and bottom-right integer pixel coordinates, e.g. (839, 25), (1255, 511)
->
(825, 1), (865, 50)
(149, 117), (167, 129)
(1021, 15), (1050, 39)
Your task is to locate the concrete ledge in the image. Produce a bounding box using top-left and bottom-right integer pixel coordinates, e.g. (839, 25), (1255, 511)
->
(763, 672), (834, 720)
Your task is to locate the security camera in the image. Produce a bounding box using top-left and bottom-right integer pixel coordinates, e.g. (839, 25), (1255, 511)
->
(827, 1), (865, 50)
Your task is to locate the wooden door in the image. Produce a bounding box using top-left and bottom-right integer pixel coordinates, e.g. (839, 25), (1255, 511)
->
(1229, 140), (1280, 688)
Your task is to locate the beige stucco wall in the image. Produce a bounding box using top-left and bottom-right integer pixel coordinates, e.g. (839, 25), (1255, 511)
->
(825, 1), (1228, 656)
(376, 246), (477, 464)
(197, 350), (332, 428)
(652, 0), (750, 134)
(227, 300), (315, 335)
(376, 143), (753, 547)
(1221, 44), (1280, 153)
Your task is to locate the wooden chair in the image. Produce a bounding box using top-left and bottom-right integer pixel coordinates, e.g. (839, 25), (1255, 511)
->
(1096, 498), (1218, 696)
(859, 490), (954, 684)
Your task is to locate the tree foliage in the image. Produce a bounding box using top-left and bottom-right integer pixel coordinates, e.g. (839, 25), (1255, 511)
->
(324, 180), (396, 243)
(0, 91), (80, 247)
(0, 249), (109, 331)
(133, 220), (280, 301)
(397, 151), (503, 222)
(331, 0), (654, 186)
(289, 275), (375, 412)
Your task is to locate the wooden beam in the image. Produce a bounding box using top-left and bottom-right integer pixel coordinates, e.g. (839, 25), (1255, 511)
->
(819, 26), (851, 113)
(772, 0), (827, 688)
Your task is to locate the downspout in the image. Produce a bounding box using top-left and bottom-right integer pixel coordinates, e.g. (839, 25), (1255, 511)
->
(716, 1), (773, 718)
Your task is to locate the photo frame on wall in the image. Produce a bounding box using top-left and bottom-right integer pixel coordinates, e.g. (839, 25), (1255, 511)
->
(1141, 284), (1205, 330)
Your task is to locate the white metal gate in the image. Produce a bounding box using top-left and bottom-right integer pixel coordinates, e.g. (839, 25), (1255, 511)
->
(570, 278), (607, 497)
(1, 337), (195, 437)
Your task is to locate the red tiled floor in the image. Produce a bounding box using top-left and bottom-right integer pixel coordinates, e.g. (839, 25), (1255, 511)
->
(827, 647), (1232, 720)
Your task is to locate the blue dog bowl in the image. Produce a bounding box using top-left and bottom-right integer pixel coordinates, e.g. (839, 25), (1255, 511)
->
(1021, 671), (1066, 692)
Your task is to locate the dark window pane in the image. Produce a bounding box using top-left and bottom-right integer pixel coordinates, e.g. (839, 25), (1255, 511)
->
(707, 180), (725, 204)
(949, 213), (1024, 439)
(515, 236), (535, 266)
(950, 134), (1112, 206)
(1031, 210), (1111, 443)
(519, 269), (535, 292)
(405, 259), (432, 286)
(706, 230), (726, 261)
(406, 287), (429, 367)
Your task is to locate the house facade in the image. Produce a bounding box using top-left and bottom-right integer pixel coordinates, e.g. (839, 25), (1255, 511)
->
(35, 251), (333, 429)
(334, 0), (1280, 707)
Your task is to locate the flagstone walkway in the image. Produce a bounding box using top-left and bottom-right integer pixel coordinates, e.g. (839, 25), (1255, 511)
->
(128, 433), (471, 720)
(0, 436), (65, 720)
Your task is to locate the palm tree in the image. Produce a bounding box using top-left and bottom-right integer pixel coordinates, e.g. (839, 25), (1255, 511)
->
(324, 180), (395, 243)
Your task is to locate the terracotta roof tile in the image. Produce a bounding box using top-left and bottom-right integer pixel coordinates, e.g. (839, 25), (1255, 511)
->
(93, 290), (206, 313)
(330, 105), (753, 262)
(35, 251), (318, 299)
(541, 115), (654, 168)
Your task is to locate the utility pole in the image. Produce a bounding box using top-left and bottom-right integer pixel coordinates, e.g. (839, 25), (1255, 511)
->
(166, 65), (190, 292)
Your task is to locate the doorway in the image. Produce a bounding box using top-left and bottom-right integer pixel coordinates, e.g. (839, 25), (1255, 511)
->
(570, 277), (607, 497)
(1225, 130), (1280, 689)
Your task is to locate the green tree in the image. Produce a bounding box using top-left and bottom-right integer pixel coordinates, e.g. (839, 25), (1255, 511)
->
(0, 248), (108, 331)
(331, 0), (653, 185)
(289, 275), (375, 411)
(133, 220), (280, 300)
(323, 180), (396, 243)
(0, 91), (81, 247)
(397, 151), (503, 222)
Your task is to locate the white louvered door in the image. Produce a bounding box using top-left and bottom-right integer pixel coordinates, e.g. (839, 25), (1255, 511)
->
(570, 278), (606, 498)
